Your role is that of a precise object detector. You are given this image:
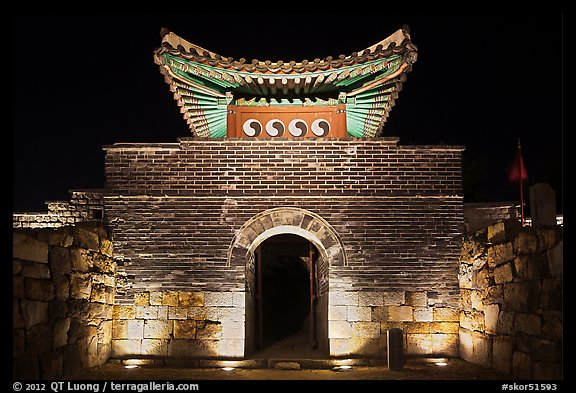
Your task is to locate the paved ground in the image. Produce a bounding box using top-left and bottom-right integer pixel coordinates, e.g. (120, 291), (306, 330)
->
(77, 358), (510, 381)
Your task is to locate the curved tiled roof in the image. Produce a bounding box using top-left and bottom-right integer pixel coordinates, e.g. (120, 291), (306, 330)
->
(154, 27), (417, 138)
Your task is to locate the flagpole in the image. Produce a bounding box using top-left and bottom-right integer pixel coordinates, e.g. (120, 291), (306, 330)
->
(518, 138), (525, 226)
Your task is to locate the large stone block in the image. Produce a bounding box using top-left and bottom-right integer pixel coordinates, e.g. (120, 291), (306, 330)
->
(529, 183), (557, 228)
(371, 306), (387, 322)
(404, 322), (430, 334)
(351, 337), (379, 356)
(432, 333), (458, 357)
(541, 310), (562, 341)
(328, 305), (347, 321)
(472, 331), (492, 367)
(141, 339), (168, 356)
(135, 306), (159, 320)
(21, 262), (51, 279)
(204, 292), (235, 307)
(459, 289), (472, 310)
(218, 307), (245, 323)
(347, 306), (371, 322)
(514, 313), (542, 336)
(70, 273), (91, 300)
(26, 323), (52, 356)
(188, 307), (207, 321)
(513, 227), (539, 255)
(13, 232), (49, 263)
(40, 351), (63, 379)
(405, 291), (428, 307)
(179, 291), (204, 307)
(168, 306), (188, 320)
(503, 281), (541, 313)
(459, 328), (474, 361)
(413, 307), (433, 322)
(382, 291), (405, 306)
(484, 304), (499, 334)
(358, 291), (383, 306)
(329, 338), (353, 356)
(351, 322), (380, 338)
(100, 238), (113, 257)
(547, 240), (562, 277)
(127, 319), (144, 340)
(69, 248), (93, 272)
(149, 291), (163, 306)
(471, 266), (492, 289)
(470, 289), (485, 311)
(487, 242), (514, 268)
(113, 305), (135, 320)
(162, 291), (179, 306)
(144, 320), (172, 339)
(460, 229), (487, 263)
(512, 351), (532, 379)
(53, 318), (71, 348)
(25, 278), (55, 301)
(329, 291), (359, 306)
(112, 320), (128, 339)
(434, 307), (459, 322)
(174, 320), (197, 339)
(219, 339), (244, 357)
(75, 228), (100, 251)
(497, 310), (514, 335)
(134, 292), (150, 306)
(493, 335), (513, 375)
(196, 320), (222, 340)
(388, 306), (413, 322)
(53, 273), (70, 301)
(168, 339), (219, 357)
(49, 246), (72, 274)
(49, 231), (74, 247)
(541, 278), (562, 310)
(485, 285), (503, 305)
(221, 320), (245, 339)
(430, 322), (459, 334)
(111, 339), (141, 357)
(90, 283), (108, 304)
(92, 254), (115, 274)
(329, 320), (351, 338)
(494, 263), (514, 284)
(460, 310), (484, 332)
(406, 333), (432, 355)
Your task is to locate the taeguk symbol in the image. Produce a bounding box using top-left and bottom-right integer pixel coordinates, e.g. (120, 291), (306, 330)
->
(242, 119), (262, 137)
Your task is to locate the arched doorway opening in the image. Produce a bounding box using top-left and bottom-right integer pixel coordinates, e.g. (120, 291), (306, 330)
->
(255, 234), (319, 355)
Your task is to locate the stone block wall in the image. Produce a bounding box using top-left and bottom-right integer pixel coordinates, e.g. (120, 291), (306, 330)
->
(13, 190), (104, 229)
(328, 290), (460, 357)
(13, 224), (115, 379)
(458, 220), (562, 379)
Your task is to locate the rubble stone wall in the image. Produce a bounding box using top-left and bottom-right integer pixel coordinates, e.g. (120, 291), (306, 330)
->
(13, 224), (115, 379)
(458, 220), (562, 379)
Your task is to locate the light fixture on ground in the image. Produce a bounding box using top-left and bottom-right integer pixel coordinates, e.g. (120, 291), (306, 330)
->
(122, 359), (142, 369)
(332, 365), (353, 371)
(222, 367), (235, 371)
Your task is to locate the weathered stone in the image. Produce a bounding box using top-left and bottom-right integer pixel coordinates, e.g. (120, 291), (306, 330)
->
(67, 299), (89, 319)
(113, 305), (135, 320)
(460, 310), (484, 332)
(188, 307), (207, 320)
(174, 320), (197, 339)
(484, 304), (499, 334)
(487, 221), (506, 244)
(13, 328), (25, 356)
(504, 281), (541, 313)
(21, 262), (52, 279)
(148, 291), (163, 305)
(49, 246), (72, 273)
(92, 254), (115, 274)
(382, 291), (405, 306)
(430, 322), (459, 334)
(433, 307), (459, 322)
(134, 292), (150, 306)
(40, 351), (63, 379)
(432, 333), (458, 357)
(329, 320), (351, 338)
(70, 273), (91, 300)
(219, 339), (244, 357)
(470, 290), (485, 311)
(529, 183), (557, 228)
(512, 351), (532, 379)
(532, 361), (563, 380)
(347, 306), (371, 322)
(514, 313), (542, 336)
(204, 291), (234, 307)
(48, 299), (67, 319)
(404, 322), (430, 334)
(485, 285), (503, 304)
(459, 328), (473, 361)
(135, 305), (159, 320)
(75, 228), (100, 251)
(460, 228), (487, 262)
(547, 240), (562, 277)
(541, 310), (562, 341)
(196, 320), (222, 339)
(487, 242), (514, 268)
(471, 266), (492, 289)
(25, 278), (55, 301)
(127, 319), (144, 340)
(49, 231), (74, 247)
(371, 306), (386, 322)
(358, 291), (383, 306)
(541, 277), (562, 310)
(494, 263), (514, 284)
(406, 333), (432, 355)
(168, 339), (219, 357)
(13, 276), (26, 298)
(530, 340), (562, 362)
(351, 321), (380, 338)
(52, 273), (70, 301)
(112, 319), (128, 339)
(497, 310), (514, 335)
(144, 320), (172, 339)
(90, 283), (108, 303)
(69, 248), (93, 272)
(413, 307), (433, 322)
(168, 306), (188, 320)
(513, 227), (539, 255)
(458, 263), (474, 289)
(100, 238), (113, 257)
(472, 331), (492, 367)
(330, 338), (352, 356)
(141, 339), (168, 356)
(13, 259), (23, 275)
(218, 307), (244, 322)
(388, 306), (413, 322)
(26, 323), (52, 356)
(459, 289), (472, 310)
(111, 339), (141, 357)
(328, 305), (347, 320)
(493, 335), (513, 375)
(275, 361), (300, 370)
(178, 291), (204, 307)
(405, 291), (427, 307)
(53, 318), (71, 348)
(221, 320), (245, 339)
(87, 303), (112, 320)
(162, 291), (179, 306)
(13, 232), (49, 263)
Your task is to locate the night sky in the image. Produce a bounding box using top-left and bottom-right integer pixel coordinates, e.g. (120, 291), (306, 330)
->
(12, 13), (563, 213)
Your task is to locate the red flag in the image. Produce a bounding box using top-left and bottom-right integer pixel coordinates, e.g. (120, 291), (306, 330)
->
(507, 144), (528, 183)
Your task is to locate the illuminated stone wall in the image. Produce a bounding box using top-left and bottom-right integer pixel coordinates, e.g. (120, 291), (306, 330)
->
(458, 220), (563, 379)
(104, 138), (464, 358)
(13, 224), (115, 379)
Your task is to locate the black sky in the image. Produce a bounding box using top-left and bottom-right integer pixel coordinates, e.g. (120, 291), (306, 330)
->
(12, 13), (563, 213)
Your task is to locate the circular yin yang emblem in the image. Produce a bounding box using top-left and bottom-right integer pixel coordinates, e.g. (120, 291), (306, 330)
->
(311, 119), (330, 137)
(242, 119), (262, 137)
(265, 119), (285, 137)
(288, 119), (308, 137)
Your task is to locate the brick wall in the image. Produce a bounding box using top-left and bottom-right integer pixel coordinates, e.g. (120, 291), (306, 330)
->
(104, 137), (464, 358)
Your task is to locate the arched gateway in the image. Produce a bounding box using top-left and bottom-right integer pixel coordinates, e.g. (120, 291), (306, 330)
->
(228, 208), (346, 356)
